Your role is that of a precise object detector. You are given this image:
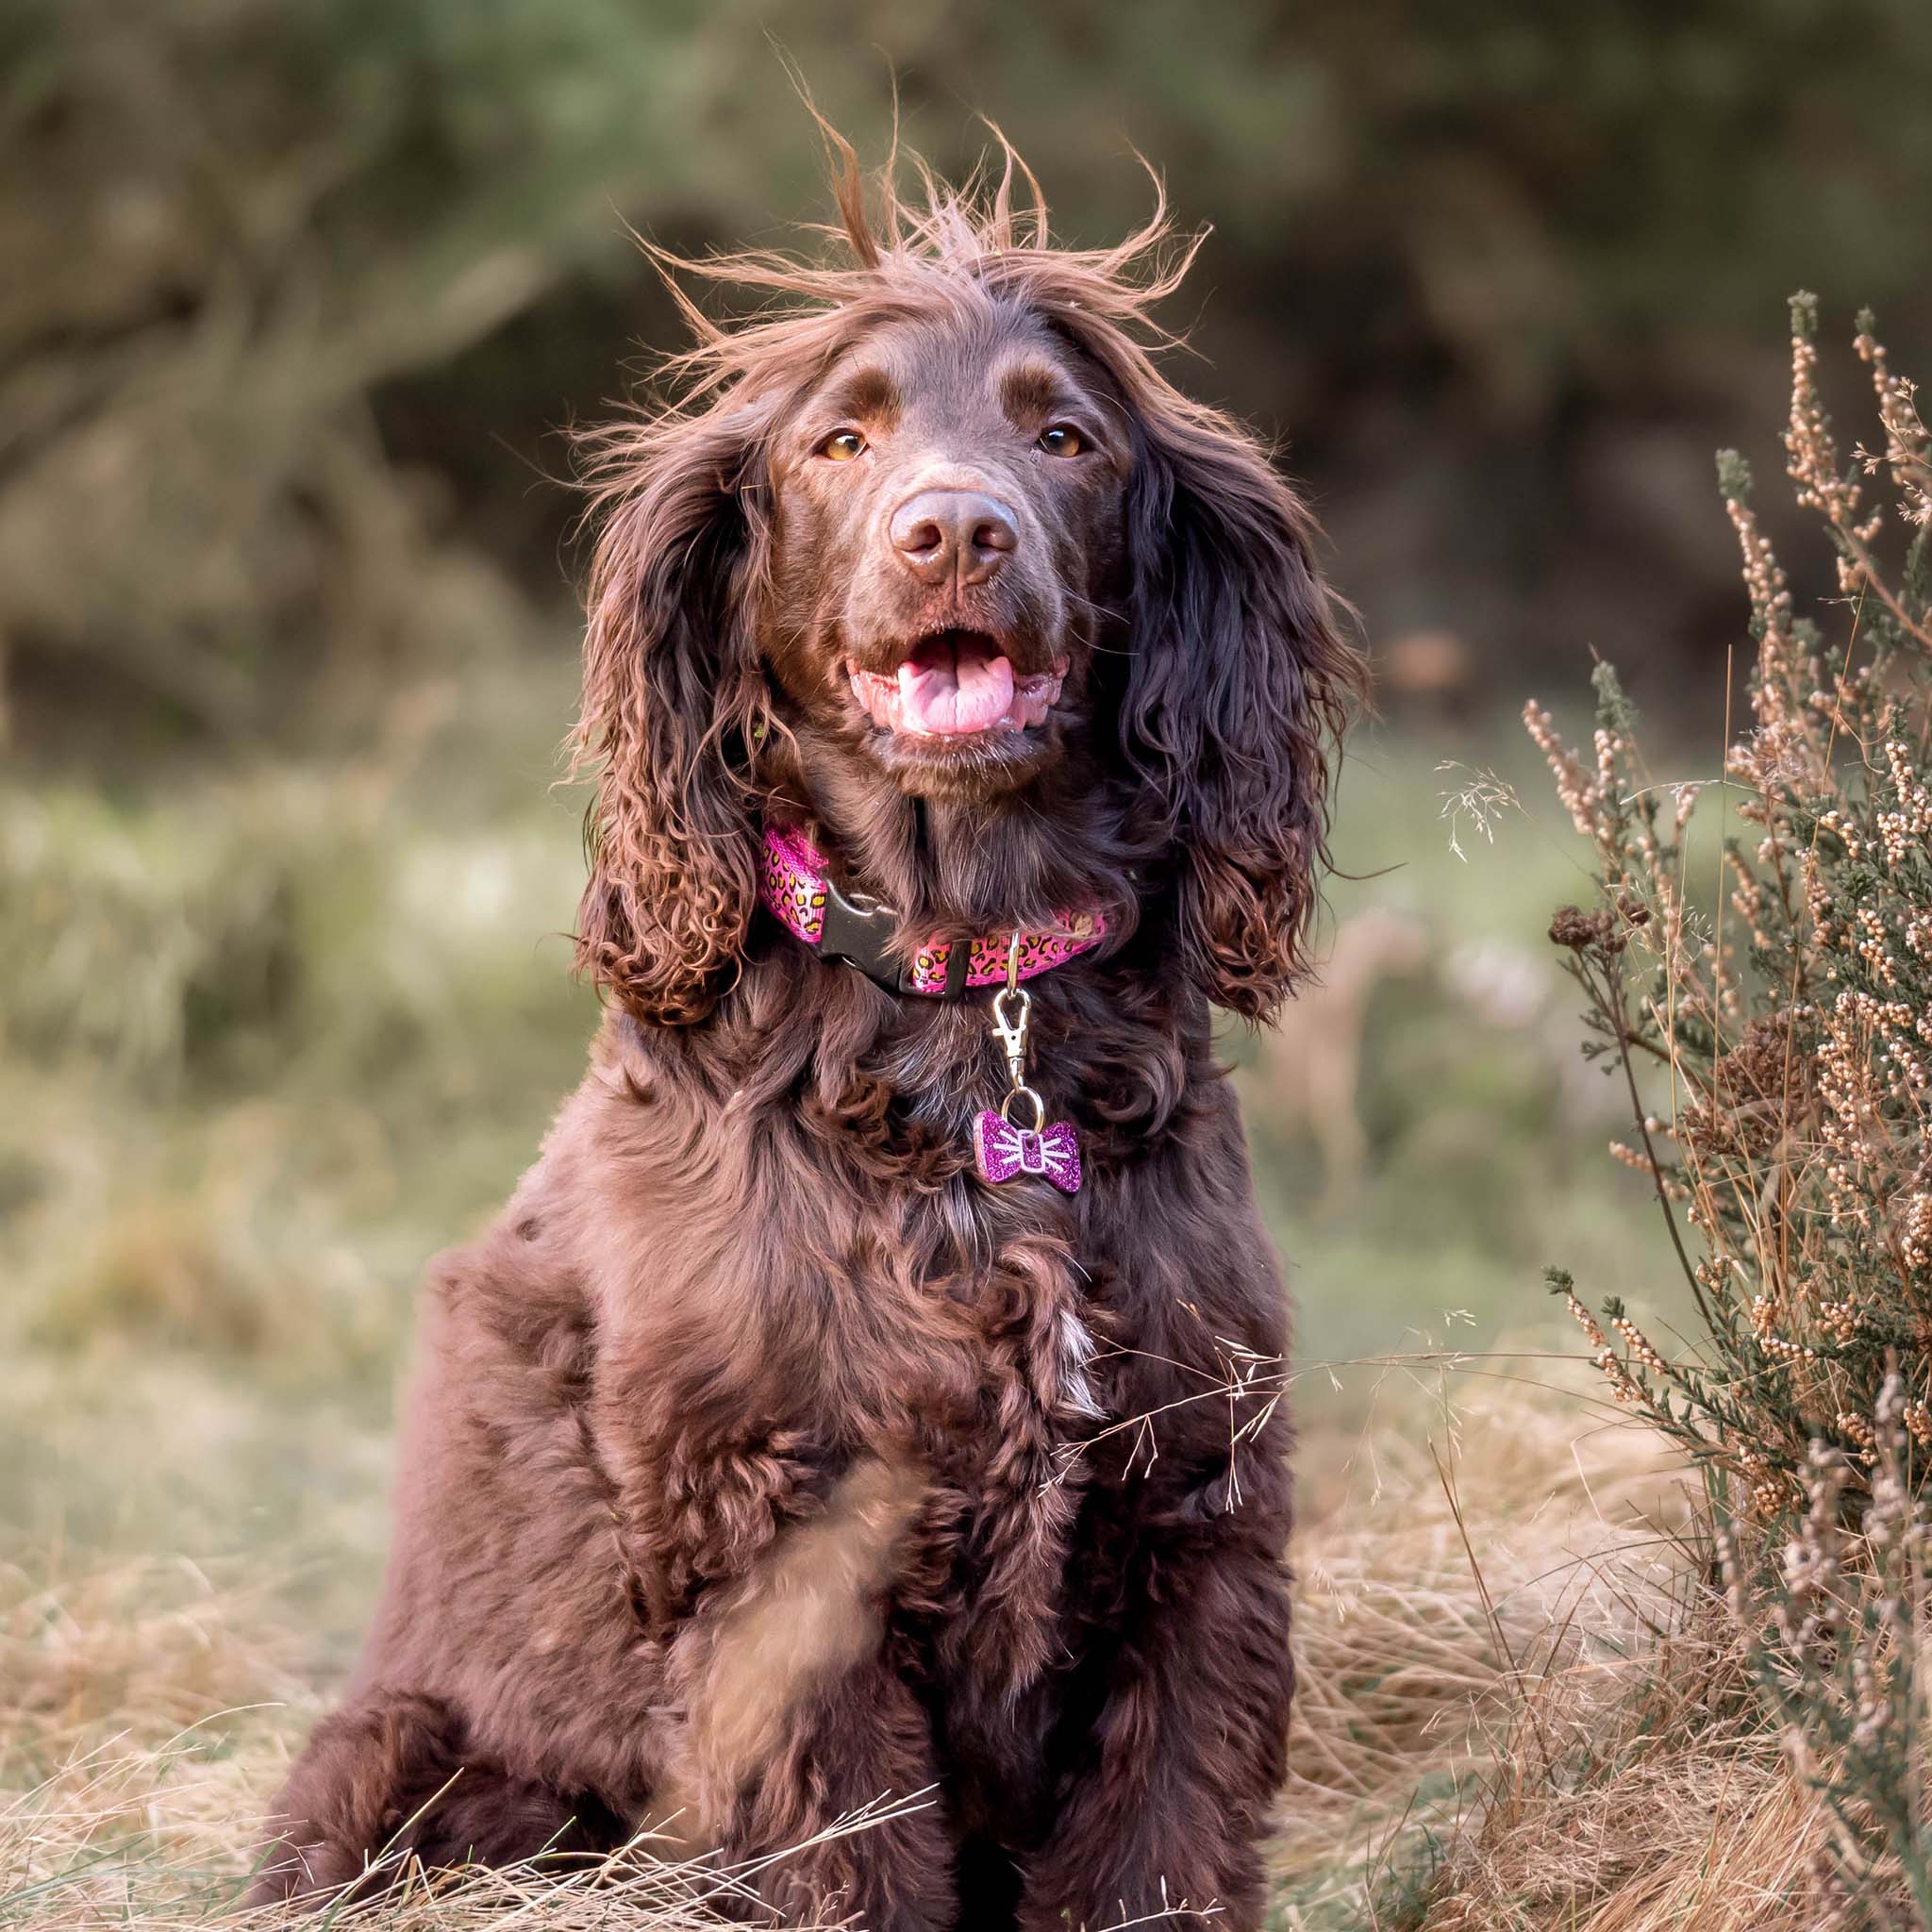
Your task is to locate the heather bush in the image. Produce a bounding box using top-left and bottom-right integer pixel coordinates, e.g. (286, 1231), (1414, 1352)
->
(1535, 295), (1932, 1921)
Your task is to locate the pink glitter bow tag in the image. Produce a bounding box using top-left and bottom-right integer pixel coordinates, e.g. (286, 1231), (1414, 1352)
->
(973, 1110), (1082, 1193)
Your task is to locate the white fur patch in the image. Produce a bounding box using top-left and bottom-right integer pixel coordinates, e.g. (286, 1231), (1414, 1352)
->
(1058, 1307), (1105, 1419)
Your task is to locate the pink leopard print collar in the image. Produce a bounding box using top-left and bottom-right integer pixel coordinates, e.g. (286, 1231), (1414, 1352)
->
(759, 824), (1106, 999)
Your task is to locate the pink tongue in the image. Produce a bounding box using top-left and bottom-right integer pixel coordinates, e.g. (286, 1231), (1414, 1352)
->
(897, 644), (1015, 735)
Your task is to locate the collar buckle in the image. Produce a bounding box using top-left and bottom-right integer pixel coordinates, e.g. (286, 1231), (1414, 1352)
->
(817, 878), (913, 994)
(818, 881), (975, 997)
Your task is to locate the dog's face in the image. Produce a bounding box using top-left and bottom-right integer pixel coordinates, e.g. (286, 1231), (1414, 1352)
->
(763, 310), (1129, 803)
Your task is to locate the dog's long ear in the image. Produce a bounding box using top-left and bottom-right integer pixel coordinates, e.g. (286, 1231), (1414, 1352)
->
(573, 405), (772, 1026)
(1121, 411), (1366, 1021)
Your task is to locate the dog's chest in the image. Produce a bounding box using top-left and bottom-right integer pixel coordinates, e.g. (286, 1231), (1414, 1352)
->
(882, 1208), (1109, 1702)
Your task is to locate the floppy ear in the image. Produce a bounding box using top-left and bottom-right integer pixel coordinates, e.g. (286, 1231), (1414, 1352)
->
(573, 406), (771, 1026)
(1121, 413), (1365, 1021)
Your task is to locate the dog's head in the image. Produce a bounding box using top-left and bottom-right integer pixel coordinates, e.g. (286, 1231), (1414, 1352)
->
(763, 270), (1126, 806)
(575, 139), (1364, 1026)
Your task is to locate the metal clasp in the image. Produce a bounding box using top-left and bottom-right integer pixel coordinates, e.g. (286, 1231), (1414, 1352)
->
(991, 985), (1031, 1091)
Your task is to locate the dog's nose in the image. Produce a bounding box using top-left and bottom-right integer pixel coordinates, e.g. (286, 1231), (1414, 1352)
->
(888, 490), (1018, 588)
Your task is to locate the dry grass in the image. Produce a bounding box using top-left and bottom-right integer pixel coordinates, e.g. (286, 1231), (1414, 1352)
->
(0, 1557), (924, 1928)
(1275, 1372), (1688, 1925)
(1275, 1367), (1855, 1932)
(1410, 1586), (1824, 1932)
(3, 1369), (1792, 1932)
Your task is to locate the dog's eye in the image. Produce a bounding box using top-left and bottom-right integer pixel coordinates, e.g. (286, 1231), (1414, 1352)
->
(820, 430), (867, 462)
(1038, 425), (1084, 458)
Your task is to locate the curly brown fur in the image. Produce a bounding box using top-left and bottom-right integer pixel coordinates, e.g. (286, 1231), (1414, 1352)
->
(257, 132), (1364, 1931)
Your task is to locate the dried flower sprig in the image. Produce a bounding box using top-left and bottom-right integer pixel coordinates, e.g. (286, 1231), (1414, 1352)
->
(1534, 303), (1932, 1911)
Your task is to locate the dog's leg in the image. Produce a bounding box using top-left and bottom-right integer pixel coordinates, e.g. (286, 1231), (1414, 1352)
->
(643, 1456), (957, 1931)
(1017, 1537), (1294, 1932)
(706, 1650), (957, 1931)
(247, 1691), (622, 1907)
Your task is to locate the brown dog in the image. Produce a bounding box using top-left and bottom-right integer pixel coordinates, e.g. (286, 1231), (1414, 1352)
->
(255, 141), (1362, 1930)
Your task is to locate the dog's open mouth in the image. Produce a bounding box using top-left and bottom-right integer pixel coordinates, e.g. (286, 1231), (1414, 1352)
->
(847, 631), (1066, 739)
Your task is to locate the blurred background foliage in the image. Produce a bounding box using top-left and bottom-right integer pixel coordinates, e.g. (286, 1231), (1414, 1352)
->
(8, 0), (1932, 751)
(3, 0), (1928, 1657)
